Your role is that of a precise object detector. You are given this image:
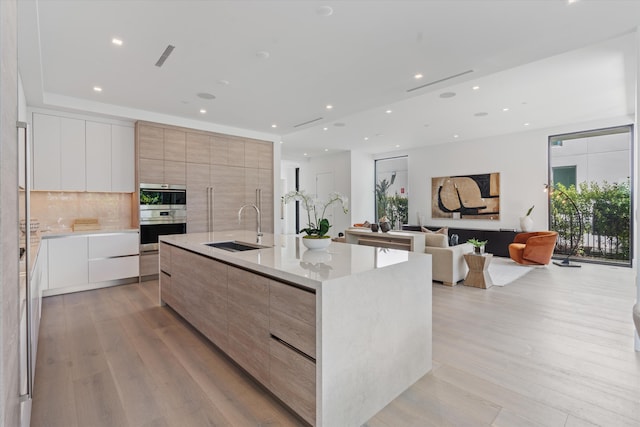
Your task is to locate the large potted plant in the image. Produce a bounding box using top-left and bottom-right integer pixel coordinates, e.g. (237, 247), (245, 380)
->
(283, 190), (349, 250)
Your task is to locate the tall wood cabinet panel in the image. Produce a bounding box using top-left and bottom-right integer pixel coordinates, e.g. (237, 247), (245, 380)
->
(227, 138), (245, 167)
(186, 162), (210, 233)
(138, 124), (164, 160)
(137, 121), (274, 233)
(210, 135), (229, 165)
(86, 121), (112, 192)
(211, 165), (245, 231)
(186, 132), (210, 164)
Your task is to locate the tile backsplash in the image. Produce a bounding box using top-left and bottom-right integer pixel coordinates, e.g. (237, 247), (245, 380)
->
(30, 191), (134, 232)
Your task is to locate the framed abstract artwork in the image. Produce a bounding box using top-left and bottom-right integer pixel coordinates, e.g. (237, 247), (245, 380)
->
(431, 172), (500, 220)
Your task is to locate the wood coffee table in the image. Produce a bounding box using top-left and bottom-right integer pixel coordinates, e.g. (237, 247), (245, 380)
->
(463, 252), (493, 289)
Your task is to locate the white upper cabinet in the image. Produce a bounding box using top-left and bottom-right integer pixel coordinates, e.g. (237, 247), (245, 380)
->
(33, 113), (62, 190)
(86, 121), (111, 192)
(111, 125), (135, 192)
(32, 112), (135, 193)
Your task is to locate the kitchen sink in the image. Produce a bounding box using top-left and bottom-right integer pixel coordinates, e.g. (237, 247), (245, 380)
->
(205, 241), (269, 252)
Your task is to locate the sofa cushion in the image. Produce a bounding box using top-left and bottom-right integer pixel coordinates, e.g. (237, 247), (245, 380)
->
(421, 226), (448, 235)
(425, 233), (449, 248)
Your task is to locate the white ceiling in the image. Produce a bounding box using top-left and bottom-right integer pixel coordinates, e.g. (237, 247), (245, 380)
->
(17, 0), (640, 160)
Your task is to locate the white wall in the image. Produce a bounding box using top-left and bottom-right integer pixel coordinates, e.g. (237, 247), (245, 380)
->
(388, 116), (634, 233)
(350, 150), (375, 224)
(298, 152), (352, 237)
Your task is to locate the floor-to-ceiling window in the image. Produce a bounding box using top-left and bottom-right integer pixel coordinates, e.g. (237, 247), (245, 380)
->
(549, 125), (633, 266)
(375, 156), (408, 228)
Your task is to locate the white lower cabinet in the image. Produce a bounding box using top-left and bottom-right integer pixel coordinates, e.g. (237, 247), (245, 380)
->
(45, 232), (139, 296)
(48, 236), (89, 289)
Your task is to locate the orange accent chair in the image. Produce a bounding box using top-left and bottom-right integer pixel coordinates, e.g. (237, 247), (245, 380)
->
(508, 231), (558, 265)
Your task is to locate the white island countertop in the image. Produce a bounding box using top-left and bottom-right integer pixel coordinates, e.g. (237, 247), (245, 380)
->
(160, 230), (429, 290)
(160, 230), (432, 426)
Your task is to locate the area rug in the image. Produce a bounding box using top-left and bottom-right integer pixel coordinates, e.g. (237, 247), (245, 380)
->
(488, 257), (533, 286)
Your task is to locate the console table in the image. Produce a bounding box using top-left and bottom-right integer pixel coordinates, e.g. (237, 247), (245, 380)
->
(403, 226), (518, 257)
(344, 228), (426, 252)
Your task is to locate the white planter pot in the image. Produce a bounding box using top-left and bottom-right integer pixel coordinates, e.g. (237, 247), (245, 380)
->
(302, 236), (331, 250)
(520, 216), (534, 232)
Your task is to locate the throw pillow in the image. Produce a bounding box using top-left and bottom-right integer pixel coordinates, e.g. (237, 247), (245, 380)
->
(421, 226), (448, 236)
(425, 233), (449, 248)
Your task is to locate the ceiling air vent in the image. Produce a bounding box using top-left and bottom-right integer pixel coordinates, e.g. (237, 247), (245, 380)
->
(293, 117), (324, 128)
(155, 45), (175, 67)
(406, 69), (474, 93)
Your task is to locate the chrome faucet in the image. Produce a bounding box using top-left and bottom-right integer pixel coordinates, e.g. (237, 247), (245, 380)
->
(238, 203), (263, 244)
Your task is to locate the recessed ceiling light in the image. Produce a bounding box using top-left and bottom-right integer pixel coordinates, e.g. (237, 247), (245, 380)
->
(567, 0), (579, 4)
(472, 85), (480, 90)
(439, 92), (456, 98)
(199, 109), (207, 114)
(364, 137), (369, 141)
(303, 153), (308, 156)
(279, 141), (284, 144)
(93, 86), (102, 92)
(386, 110), (392, 114)
(324, 148), (329, 152)
(414, 73), (423, 79)
(271, 124), (277, 128)
(453, 134), (459, 138)
(524, 122), (530, 126)
(316, 5), (334, 16)
(111, 38), (123, 46)
(326, 104), (333, 110)
(323, 127), (328, 131)
(218, 79), (230, 85)
(395, 144), (400, 148)
(197, 92), (216, 100)
(503, 107), (510, 112)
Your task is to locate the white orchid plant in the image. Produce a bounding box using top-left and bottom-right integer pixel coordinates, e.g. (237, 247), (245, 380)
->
(283, 190), (349, 238)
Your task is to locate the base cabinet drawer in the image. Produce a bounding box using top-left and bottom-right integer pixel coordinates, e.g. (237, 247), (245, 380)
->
(88, 256), (139, 283)
(269, 280), (316, 358)
(269, 338), (316, 426)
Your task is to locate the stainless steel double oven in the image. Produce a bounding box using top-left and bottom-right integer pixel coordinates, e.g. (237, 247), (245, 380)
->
(139, 183), (187, 252)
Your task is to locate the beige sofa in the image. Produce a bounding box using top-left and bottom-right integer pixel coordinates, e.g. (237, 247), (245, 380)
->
(423, 233), (472, 286)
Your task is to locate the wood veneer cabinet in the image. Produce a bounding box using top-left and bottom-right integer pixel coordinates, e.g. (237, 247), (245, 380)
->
(159, 244), (317, 425)
(167, 246), (229, 351)
(227, 266), (270, 384)
(137, 121), (273, 234)
(268, 281), (316, 425)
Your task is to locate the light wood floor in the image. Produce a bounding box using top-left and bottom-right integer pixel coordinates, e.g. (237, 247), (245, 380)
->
(31, 262), (640, 427)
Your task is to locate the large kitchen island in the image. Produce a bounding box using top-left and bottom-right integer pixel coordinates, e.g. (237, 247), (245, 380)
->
(159, 230), (432, 426)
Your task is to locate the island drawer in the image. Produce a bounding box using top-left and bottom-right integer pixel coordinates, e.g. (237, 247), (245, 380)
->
(269, 280), (316, 359)
(269, 338), (316, 426)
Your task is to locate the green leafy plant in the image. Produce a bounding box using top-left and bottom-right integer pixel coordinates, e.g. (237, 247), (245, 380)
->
(283, 190), (349, 238)
(525, 205), (535, 216)
(467, 238), (488, 248)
